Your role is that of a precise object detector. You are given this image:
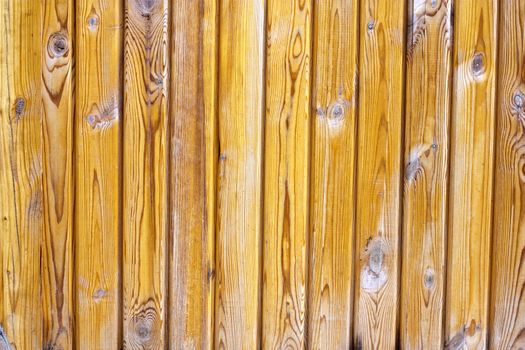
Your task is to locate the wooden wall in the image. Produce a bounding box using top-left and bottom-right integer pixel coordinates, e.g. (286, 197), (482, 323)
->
(0, 0), (523, 349)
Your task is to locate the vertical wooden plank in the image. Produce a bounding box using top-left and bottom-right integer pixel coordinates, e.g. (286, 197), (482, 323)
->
(122, 0), (169, 348)
(353, 0), (406, 348)
(214, 0), (265, 348)
(41, 0), (75, 348)
(0, 0), (44, 348)
(75, 0), (123, 347)
(400, 0), (452, 348)
(445, 0), (498, 348)
(261, 0), (311, 347)
(489, 1), (525, 348)
(169, 0), (217, 348)
(306, 0), (359, 349)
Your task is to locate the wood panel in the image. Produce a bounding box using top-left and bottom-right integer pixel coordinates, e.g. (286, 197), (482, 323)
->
(445, 0), (498, 348)
(306, 0), (359, 349)
(261, 0), (311, 348)
(490, 1), (525, 348)
(74, 0), (123, 347)
(0, 1), (44, 348)
(41, 0), (75, 348)
(214, 0), (265, 348)
(400, 0), (452, 348)
(122, 0), (169, 348)
(169, 0), (217, 348)
(353, 0), (406, 349)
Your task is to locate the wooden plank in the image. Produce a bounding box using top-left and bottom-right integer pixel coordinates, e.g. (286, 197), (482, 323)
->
(122, 0), (169, 348)
(169, 0), (217, 348)
(74, 0), (123, 348)
(489, 1), (525, 349)
(41, 0), (75, 348)
(306, 0), (359, 349)
(0, 1), (44, 348)
(214, 0), (265, 348)
(261, 0), (311, 347)
(445, 0), (498, 348)
(400, 0), (452, 348)
(353, 1), (406, 348)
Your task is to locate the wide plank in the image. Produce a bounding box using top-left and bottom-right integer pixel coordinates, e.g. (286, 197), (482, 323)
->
(353, 1), (406, 348)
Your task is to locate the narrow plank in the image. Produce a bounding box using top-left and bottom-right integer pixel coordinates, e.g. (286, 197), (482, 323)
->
(489, 1), (525, 348)
(261, 0), (311, 347)
(306, 0), (359, 349)
(445, 0), (498, 348)
(0, 0), (44, 348)
(41, 0), (75, 348)
(74, 0), (123, 347)
(122, 0), (169, 348)
(400, 0), (453, 348)
(214, 0), (265, 348)
(169, 0), (217, 348)
(353, 0), (406, 348)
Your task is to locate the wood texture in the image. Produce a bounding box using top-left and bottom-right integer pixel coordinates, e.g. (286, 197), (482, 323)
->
(490, 1), (525, 348)
(0, 1), (44, 348)
(445, 0), (498, 348)
(400, 0), (452, 348)
(353, 1), (406, 349)
(42, 0), (75, 348)
(261, 0), (311, 348)
(306, 0), (359, 349)
(214, 0), (265, 348)
(74, 0), (123, 348)
(122, 0), (169, 348)
(169, 0), (217, 348)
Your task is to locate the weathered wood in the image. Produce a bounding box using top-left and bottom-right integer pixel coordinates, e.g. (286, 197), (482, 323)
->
(445, 0), (498, 348)
(489, 1), (525, 349)
(74, 0), (123, 348)
(261, 0), (311, 348)
(122, 0), (169, 348)
(353, 1), (406, 348)
(0, 1), (44, 348)
(307, 0), (359, 349)
(169, 0), (217, 348)
(214, 0), (265, 348)
(41, 0), (75, 348)
(400, 0), (453, 348)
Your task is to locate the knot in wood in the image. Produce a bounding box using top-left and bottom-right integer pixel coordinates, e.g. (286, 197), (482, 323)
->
(15, 97), (25, 116)
(48, 32), (69, 57)
(87, 15), (99, 31)
(367, 20), (375, 31)
(135, 323), (152, 340)
(514, 91), (524, 108)
(424, 268), (435, 289)
(330, 103), (344, 119)
(471, 52), (485, 76)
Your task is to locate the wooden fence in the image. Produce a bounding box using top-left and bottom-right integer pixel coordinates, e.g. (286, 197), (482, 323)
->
(0, 0), (523, 349)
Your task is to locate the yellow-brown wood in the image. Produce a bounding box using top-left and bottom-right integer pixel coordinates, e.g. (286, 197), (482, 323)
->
(400, 0), (452, 348)
(122, 0), (169, 348)
(214, 0), (265, 348)
(74, 0), (123, 348)
(169, 0), (217, 348)
(353, 1), (406, 349)
(489, 1), (525, 349)
(261, 0), (311, 348)
(41, 0), (75, 348)
(306, 0), (359, 349)
(0, 1), (44, 348)
(445, 1), (498, 348)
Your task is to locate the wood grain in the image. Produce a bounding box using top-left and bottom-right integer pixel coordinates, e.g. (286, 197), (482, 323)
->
(41, 0), (75, 348)
(261, 0), (311, 348)
(445, 0), (498, 348)
(0, 0), (44, 348)
(353, 1), (406, 348)
(122, 0), (169, 348)
(214, 0), (265, 348)
(306, 0), (359, 349)
(74, 0), (123, 348)
(169, 0), (217, 348)
(489, 1), (525, 349)
(400, 0), (452, 348)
